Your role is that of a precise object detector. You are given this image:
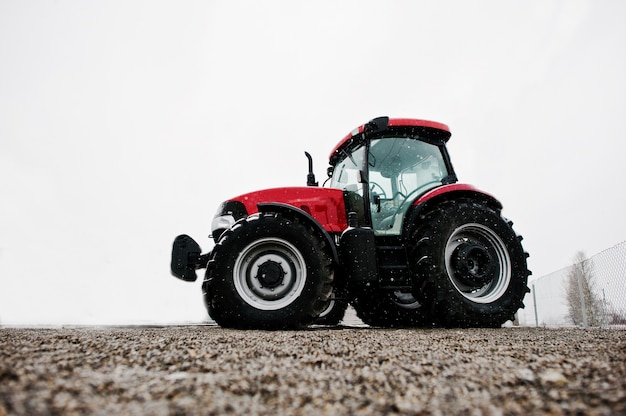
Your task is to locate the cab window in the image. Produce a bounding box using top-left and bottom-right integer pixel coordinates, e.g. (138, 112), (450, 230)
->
(368, 138), (448, 235)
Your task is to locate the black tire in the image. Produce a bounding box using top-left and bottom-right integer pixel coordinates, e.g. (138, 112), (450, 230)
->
(351, 289), (433, 328)
(314, 290), (349, 325)
(411, 200), (530, 328)
(203, 213), (334, 329)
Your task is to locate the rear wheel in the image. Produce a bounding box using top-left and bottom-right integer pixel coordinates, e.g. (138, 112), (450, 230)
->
(204, 213), (333, 329)
(351, 289), (433, 328)
(411, 200), (530, 327)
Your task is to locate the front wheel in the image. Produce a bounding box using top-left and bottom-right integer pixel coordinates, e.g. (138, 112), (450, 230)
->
(203, 213), (333, 329)
(411, 200), (530, 327)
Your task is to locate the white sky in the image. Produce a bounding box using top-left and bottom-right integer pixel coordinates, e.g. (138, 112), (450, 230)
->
(1, 0), (625, 325)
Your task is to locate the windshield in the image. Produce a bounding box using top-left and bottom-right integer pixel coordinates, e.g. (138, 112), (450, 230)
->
(329, 145), (366, 191)
(329, 145), (368, 226)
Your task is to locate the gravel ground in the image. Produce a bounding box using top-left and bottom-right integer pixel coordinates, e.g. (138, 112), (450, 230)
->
(1, 325), (625, 415)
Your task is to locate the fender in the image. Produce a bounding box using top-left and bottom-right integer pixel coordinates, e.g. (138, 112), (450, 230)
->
(414, 183), (502, 209)
(257, 202), (340, 265)
(403, 183), (503, 235)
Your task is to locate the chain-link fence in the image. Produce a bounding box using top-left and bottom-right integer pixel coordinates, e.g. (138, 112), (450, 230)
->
(517, 241), (626, 327)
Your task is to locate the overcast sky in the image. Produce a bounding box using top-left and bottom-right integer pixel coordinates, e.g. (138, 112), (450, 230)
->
(1, 0), (625, 325)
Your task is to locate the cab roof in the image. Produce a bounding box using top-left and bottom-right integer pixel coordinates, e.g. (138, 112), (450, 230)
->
(329, 117), (451, 163)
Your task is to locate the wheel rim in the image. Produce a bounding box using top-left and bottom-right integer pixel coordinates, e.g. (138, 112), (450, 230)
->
(444, 223), (511, 304)
(317, 298), (336, 318)
(233, 237), (307, 310)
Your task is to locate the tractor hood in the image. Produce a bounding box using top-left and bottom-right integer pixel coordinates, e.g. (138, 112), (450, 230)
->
(212, 187), (348, 238)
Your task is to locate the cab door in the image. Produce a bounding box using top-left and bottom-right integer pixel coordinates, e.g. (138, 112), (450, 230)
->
(367, 137), (450, 236)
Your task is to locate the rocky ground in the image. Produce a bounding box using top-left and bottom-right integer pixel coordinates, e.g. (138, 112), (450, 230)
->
(0, 325), (625, 415)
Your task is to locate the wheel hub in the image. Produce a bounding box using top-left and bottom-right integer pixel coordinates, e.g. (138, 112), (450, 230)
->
(233, 238), (307, 311)
(451, 242), (495, 287)
(444, 223), (512, 304)
(255, 260), (285, 288)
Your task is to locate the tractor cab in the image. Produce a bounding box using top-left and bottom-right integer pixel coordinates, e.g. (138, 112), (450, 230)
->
(328, 117), (456, 235)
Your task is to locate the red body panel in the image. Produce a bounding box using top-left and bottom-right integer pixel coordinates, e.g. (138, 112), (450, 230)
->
(329, 118), (451, 161)
(229, 187), (348, 233)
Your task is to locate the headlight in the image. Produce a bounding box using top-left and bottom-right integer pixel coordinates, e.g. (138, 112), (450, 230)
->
(211, 214), (236, 235)
(210, 201), (248, 242)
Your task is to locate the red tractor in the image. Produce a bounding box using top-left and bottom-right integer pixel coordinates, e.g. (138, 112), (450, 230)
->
(171, 117), (530, 329)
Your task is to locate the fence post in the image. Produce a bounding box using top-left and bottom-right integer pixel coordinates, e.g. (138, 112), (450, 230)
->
(576, 266), (588, 327)
(532, 284), (538, 327)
